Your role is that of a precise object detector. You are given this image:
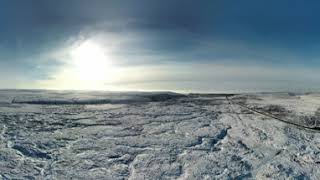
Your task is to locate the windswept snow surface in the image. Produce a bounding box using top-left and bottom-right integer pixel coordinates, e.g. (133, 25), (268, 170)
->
(0, 90), (320, 179)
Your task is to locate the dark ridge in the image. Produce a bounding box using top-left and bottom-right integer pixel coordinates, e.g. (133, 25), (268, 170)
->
(0, 89), (46, 93)
(141, 93), (186, 102)
(11, 93), (185, 105)
(12, 99), (140, 105)
(189, 93), (237, 98)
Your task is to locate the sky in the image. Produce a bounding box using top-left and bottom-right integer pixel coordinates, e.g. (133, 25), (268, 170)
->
(0, 0), (320, 92)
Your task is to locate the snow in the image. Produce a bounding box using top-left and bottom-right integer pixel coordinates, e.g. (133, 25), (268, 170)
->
(0, 90), (319, 179)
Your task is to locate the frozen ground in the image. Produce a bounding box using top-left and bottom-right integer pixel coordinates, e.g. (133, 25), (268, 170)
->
(0, 90), (320, 179)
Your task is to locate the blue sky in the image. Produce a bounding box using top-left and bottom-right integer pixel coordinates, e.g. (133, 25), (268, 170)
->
(0, 0), (320, 92)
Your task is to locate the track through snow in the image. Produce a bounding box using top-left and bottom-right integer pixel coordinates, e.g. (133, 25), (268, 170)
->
(0, 90), (319, 179)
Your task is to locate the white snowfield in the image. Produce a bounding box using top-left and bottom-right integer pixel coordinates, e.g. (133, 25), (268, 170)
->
(0, 90), (320, 179)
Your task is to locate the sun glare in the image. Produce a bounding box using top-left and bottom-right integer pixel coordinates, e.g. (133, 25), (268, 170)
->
(40, 40), (124, 90)
(71, 40), (112, 81)
(43, 40), (119, 90)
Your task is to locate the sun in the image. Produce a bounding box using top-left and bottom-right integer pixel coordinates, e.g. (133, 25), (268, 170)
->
(71, 41), (109, 80)
(70, 40), (113, 82)
(40, 40), (121, 90)
(47, 40), (118, 90)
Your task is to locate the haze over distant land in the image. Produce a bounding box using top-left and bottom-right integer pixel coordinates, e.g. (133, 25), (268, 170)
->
(1, 0), (320, 92)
